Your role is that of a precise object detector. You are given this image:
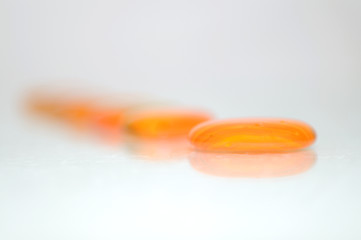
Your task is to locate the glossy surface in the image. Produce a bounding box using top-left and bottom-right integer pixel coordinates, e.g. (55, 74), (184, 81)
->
(189, 118), (316, 152)
(127, 109), (212, 138)
(189, 151), (316, 178)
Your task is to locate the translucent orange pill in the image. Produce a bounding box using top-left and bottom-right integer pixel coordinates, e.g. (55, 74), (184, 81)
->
(91, 95), (166, 131)
(25, 89), (65, 117)
(189, 118), (316, 153)
(127, 109), (212, 138)
(61, 100), (94, 125)
(189, 150), (316, 178)
(92, 108), (125, 130)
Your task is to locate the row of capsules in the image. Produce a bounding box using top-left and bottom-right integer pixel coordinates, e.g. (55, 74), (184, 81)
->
(26, 87), (317, 178)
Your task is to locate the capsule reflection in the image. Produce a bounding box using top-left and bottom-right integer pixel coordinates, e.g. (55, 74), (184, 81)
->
(188, 150), (316, 178)
(127, 137), (190, 161)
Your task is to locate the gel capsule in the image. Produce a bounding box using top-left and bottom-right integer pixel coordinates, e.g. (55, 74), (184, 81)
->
(188, 118), (316, 152)
(127, 109), (212, 138)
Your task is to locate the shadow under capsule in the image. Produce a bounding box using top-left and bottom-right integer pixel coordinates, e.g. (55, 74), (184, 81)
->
(188, 150), (317, 178)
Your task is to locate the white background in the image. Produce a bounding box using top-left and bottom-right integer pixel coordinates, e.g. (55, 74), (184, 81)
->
(1, 0), (361, 239)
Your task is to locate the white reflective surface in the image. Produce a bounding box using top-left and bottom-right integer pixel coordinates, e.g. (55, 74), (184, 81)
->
(0, 106), (360, 240)
(1, 0), (361, 239)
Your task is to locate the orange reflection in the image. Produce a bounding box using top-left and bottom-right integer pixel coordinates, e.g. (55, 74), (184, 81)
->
(189, 150), (316, 178)
(127, 137), (190, 160)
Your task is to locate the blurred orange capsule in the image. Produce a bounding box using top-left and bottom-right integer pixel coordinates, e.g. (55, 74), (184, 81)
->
(56, 97), (95, 129)
(188, 118), (316, 153)
(127, 109), (212, 138)
(189, 150), (316, 178)
(93, 109), (125, 130)
(91, 95), (163, 131)
(25, 88), (97, 126)
(25, 89), (64, 117)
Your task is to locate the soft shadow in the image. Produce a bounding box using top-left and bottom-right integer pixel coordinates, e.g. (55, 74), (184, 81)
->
(188, 150), (317, 178)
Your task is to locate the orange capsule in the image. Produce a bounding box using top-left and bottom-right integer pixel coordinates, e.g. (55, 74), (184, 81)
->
(188, 118), (316, 153)
(62, 100), (94, 123)
(91, 96), (152, 131)
(92, 108), (125, 130)
(189, 150), (316, 178)
(25, 89), (65, 117)
(127, 109), (212, 138)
